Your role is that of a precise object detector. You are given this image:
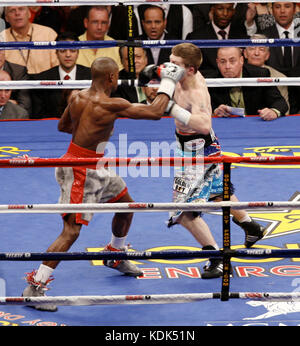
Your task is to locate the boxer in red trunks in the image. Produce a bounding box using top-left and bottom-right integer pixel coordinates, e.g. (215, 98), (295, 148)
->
(22, 56), (185, 311)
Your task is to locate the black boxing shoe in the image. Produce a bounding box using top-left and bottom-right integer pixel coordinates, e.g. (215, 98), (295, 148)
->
(201, 258), (224, 279)
(232, 217), (266, 248)
(201, 259), (233, 279)
(201, 246), (233, 279)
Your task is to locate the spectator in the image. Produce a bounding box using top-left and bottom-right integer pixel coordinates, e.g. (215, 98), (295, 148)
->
(138, 6), (173, 66)
(0, 49), (32, 114)
(255, 2), (300, 75)
(3, 6), (59, 74)
(31, 32), (91, 119)
(210, 47), (288, 120)
(118, 46), (148, 79)
(252, 2), (300, 32)
(112, 46), (148, 103)
(108, 4), (193, 40)
(188, 3), (254, 32)
(0, 70), (28, 119)
(77, 6), (123, 70)
(139, 4), (193, 40)
(243, 34), (290, 114)
(186, 3), (251, 75)
(141, 84), (158, 105)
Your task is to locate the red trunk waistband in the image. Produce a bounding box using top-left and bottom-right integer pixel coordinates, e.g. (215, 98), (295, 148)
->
(66, 141), (104, 158)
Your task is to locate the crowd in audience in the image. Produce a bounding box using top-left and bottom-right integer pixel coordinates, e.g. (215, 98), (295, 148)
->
(0, 2), (300, 120)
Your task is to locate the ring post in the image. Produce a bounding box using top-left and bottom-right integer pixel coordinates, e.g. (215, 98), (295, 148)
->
(221, 161), (232, 301)
(126, 5), (136, 82)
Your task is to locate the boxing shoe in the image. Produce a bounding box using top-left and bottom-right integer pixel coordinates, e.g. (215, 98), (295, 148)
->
(201, 259), (233, 279)
(22, 270), (57, 312)
(103, 244), (143, 277)
(233, 217), (266, 248)
(201, 246), (233, 279)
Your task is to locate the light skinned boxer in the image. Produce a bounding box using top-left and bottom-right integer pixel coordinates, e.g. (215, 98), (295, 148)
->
(166, 43), (266, 278)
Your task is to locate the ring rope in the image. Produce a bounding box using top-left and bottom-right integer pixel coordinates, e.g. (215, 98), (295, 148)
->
(1, 77), (300, 90)
(1, 201), (300, 213)
(1, 155), (300, 168)
(2, 292), (300, 307)
(1, 248), (300, 261)
(0, 0), (282, 6)
(0, 38), (298, 51)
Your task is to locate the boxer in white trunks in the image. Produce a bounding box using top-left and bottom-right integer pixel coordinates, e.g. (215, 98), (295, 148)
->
(22, 56), (185, 311)
(166, 43), (266, 278)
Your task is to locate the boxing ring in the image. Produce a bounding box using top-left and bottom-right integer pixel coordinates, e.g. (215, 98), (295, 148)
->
(1, 0), (300, 327)
(1, 115), (300, 326)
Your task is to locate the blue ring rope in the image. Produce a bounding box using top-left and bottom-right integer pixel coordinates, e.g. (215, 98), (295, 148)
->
(0, 38), (299, 50)
(1, 249), (300, 261)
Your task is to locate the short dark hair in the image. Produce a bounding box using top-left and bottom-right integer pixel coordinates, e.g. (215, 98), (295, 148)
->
(140, 5), (165, 21)
(272, 2), (296, 7)
(56, 31), (79, 42)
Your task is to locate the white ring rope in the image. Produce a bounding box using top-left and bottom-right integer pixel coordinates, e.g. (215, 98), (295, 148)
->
(2, 292), (300, 306)
(0, 1), (275, 6)
(1, 77), (299, 90)
(2, 201), (300, 213)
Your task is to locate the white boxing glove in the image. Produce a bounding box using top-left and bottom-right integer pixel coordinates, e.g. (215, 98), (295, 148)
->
(156, 63), (185, 99)
(166, 100), (192, 126)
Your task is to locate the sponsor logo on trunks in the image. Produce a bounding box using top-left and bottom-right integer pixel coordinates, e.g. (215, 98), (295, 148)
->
(223, 145), (300, 169)
(173, 177), (190, 194)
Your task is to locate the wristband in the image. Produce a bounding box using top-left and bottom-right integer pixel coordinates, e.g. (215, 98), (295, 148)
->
(157, 78), (176, 99)
(170, 103), (192, 126)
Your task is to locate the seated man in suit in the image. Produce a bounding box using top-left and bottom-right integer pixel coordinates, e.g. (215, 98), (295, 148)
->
(186, 3), (252, 74)
(259, 2), (300, 76)
(118, 46), (148, 80)
(139, 5), (173, 66)
(108, 4), (192, 40)
(31, 32), (91, 118)
(210, 47), (288, 121)
(0, 70), (29, 120)
(243, 34), (290, 114)
(112, 46), (149, 103)
(0, 49), (32, 114)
